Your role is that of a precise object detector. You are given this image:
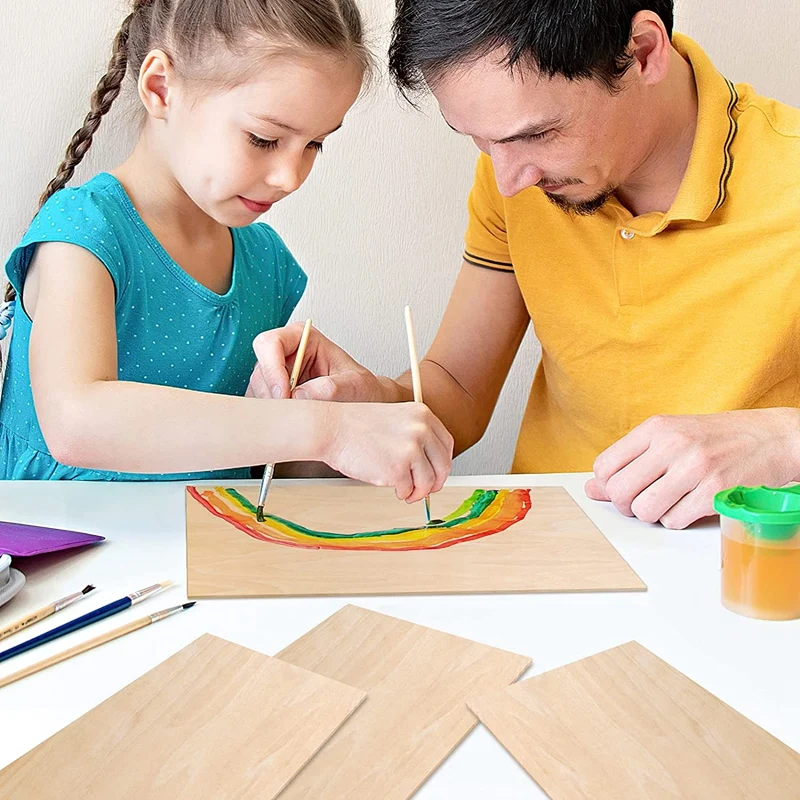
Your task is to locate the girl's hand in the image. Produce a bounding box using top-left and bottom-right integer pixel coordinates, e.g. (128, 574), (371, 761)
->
(249, 324), (403, 403)
(323, 401), (454, 503)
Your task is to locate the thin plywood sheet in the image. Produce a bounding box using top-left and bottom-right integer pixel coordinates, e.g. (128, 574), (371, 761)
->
(276, 604), (531, 799)
(468, 641), (800, 799)
(0, 634), (366, 800)
(186, 484), (645, 597)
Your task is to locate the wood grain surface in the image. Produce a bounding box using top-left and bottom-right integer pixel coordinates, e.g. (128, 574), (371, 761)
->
(186, 484), (645, 597)
(468, 641), (800, 799)
(0, 634), (365, 799)
(276, 604), (531, 799)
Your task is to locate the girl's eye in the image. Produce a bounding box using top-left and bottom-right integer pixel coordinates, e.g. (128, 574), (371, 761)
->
(248, 134), (324, 153)
(248, 133), (278, 149)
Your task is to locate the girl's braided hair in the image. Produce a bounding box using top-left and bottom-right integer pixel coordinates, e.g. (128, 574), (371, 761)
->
(3, 0), (371, 307)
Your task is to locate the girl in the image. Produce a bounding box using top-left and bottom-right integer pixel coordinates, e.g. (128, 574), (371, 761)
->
(0, 0), (452, 504)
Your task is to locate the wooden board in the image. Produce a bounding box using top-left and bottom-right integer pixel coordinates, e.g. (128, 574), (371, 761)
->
(0, 634), (366, 800)
(276, 604), (531, 799)
(186, 484), (645, 597)
(467, 641), (800, 799)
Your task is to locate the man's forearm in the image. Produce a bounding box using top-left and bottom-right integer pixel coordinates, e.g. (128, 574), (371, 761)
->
(387, 362), (488, 456)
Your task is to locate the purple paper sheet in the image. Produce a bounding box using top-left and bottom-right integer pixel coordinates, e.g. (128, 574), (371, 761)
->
(0, 520), (105, 557)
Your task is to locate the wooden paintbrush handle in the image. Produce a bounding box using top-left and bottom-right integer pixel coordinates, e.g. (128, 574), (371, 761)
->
(0, 605), (55, 642)
(404, 306), (424, 403)
(289, 318), (313, 391)
(0, 617), (150, 689)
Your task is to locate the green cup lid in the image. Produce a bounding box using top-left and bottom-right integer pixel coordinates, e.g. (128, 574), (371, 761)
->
(714, 485), (800, 540)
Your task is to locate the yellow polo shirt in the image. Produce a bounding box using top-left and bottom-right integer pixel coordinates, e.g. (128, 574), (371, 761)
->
(464, 34), (800, 474)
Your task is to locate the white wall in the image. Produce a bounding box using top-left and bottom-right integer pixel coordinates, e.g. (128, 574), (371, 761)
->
(2, 1), (799, 474)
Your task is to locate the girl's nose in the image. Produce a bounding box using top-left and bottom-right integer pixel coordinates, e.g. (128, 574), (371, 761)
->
(267, 156), (304, 195)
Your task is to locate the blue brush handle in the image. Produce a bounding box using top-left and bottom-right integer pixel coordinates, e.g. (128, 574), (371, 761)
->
(0, 596), (131, 665)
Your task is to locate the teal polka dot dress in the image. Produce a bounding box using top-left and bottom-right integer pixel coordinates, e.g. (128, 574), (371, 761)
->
(0, 173), (307, 481)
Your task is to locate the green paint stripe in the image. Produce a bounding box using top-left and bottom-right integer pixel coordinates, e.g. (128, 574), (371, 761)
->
(226, 488), (258, 513)
(222, 487), (499, 540)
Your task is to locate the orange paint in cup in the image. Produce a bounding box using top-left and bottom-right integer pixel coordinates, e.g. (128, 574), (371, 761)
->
(715, 486), (800, 621)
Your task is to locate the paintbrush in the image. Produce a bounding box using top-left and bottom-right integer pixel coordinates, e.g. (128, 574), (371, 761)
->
(404, 305), (433, 525)
(0, 580), (171, 665)
(257, 318), (313, 522)
(0, 602), (196, 689)
(0, 584), (96, 642)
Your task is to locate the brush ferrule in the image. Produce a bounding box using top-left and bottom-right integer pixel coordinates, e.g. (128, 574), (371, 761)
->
(149, 604), (188, 623)
(129, 582), (168, 605)
(52, 591), (85, 612)
(257, 463), (276, 508)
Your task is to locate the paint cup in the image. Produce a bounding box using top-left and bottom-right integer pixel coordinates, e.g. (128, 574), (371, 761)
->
(714, 486), (800, 620)
(0, 553), (26, 608)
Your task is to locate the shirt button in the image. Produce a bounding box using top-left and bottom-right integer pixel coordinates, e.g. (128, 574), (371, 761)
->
(620, 229), (635, 240)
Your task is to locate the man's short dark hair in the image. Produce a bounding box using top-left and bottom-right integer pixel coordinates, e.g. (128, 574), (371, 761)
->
(389, 0), (675, 94)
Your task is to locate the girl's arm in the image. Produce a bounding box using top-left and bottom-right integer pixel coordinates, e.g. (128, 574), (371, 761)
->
(27, 242), (328, 472)
(26, 242), (452, 500)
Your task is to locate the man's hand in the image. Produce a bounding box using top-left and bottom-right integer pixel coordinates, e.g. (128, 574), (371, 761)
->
(585, 409), (800, 529)
(247, 323), (403, 403)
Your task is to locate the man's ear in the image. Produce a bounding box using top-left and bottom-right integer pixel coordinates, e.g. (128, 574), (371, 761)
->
(628, 10), (672, 86)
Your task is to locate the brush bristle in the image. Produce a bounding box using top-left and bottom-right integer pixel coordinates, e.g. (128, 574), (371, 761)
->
(256, 506), (265, 522)
(182, 602), (196, 609)
(82, 584), (96, 594)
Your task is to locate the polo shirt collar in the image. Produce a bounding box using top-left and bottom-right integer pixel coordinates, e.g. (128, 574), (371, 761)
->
(622, 34), (739, 234)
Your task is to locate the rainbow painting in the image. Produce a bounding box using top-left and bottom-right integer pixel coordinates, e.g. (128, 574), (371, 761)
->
(187, 487), (532, 552)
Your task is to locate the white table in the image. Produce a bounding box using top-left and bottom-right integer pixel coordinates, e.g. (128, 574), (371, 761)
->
(1, 475), (798, 798)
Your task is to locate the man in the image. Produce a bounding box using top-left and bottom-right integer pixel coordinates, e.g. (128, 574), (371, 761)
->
(252, 1), (800, 529)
